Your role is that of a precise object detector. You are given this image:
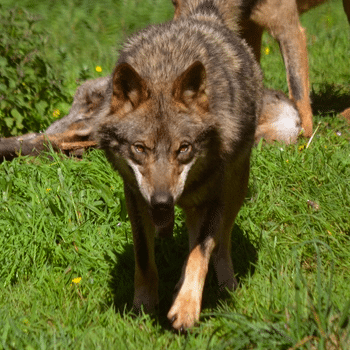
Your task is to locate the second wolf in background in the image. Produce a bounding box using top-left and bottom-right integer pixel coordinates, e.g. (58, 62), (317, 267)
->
(97, 0), (263, 330)
(173, 0), (350, 138)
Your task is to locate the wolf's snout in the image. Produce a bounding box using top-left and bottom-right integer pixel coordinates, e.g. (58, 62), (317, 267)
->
(150, 192), (174, 229)
(151, 192), (174, 210)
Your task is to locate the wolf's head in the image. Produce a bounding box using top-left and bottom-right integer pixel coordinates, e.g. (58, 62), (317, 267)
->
(98, 61), (220, 228)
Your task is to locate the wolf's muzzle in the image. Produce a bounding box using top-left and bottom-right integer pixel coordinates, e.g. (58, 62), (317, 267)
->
(150, 192), (174, 229)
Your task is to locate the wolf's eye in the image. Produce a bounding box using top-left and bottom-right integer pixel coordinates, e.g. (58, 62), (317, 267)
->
(133, 144), (145, 153)
(179, 143), (191, 154)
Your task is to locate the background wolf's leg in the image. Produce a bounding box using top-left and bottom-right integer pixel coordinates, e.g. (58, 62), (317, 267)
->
(249, 0), (313, 137)
(240, 20), (264, 63)
(0, 133), (62, 162)
(341, 0), (350, 118)
(276, 21), (313, 137)
(343, 0), (350, 22)
(124, 184), (159, 314)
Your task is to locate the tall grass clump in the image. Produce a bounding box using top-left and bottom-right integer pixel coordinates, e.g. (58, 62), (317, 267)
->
(0, 6), (72, 136)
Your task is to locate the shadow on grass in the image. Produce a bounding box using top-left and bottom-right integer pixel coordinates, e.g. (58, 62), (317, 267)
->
(311, 83), (350, 115)
(106, 222), (258, 329)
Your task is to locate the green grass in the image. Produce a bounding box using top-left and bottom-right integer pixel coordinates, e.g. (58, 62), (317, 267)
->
(1, 0), (350, 349)
(1, 0), (174, 93)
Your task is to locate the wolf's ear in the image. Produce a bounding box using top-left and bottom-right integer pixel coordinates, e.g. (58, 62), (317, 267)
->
(173, 61), (209, 111)
(111, 63), (149, 112)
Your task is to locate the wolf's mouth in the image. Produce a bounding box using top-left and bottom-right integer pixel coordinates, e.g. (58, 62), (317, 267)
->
(150, 206), (174, 228)
(150, 192), (174, 229)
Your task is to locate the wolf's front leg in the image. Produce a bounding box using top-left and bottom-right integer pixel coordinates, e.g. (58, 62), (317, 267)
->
(167, 203), (224, 331)
(168, 158), (250, 330)
(124, 184), (159, 313)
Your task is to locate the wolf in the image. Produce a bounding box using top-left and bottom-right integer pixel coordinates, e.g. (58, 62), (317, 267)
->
(173, 0), (350, 138)
(96, 0), (263, 330)
(0, 77), (108, 161)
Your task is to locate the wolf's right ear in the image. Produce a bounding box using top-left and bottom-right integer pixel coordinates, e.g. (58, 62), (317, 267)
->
(173, 61), (209, 112)
(111, 63), (149, 112)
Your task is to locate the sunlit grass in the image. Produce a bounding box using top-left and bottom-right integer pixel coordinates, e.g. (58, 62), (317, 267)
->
(0, 0), (349, 349)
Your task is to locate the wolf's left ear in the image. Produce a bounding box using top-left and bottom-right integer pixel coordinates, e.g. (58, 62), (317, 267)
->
(111, 63), (149, 112)
(173, 61), (209, 111)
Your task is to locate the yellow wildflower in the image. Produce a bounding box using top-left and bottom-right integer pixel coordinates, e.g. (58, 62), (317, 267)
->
(46, 188), (51, 193)
(264, 47), (270, 55)
(298, 144), (306, 152)
(96, 66), (102, 72)
(72, 277), (82, 284)
(53, 109), (60, 118)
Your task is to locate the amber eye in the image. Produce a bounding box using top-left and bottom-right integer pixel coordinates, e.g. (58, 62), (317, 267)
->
(134, 144), (145, 153)
(179, 143), (191, 154)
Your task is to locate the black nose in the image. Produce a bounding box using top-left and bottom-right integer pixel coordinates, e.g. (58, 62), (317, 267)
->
(150, 192), (174, 210)
(150, 192), (174, 229)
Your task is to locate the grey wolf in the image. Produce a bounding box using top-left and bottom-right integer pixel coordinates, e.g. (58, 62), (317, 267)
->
(0, 77), (108, 161)
(97, 0), (263, 330)
(172, 0), (350, 138)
